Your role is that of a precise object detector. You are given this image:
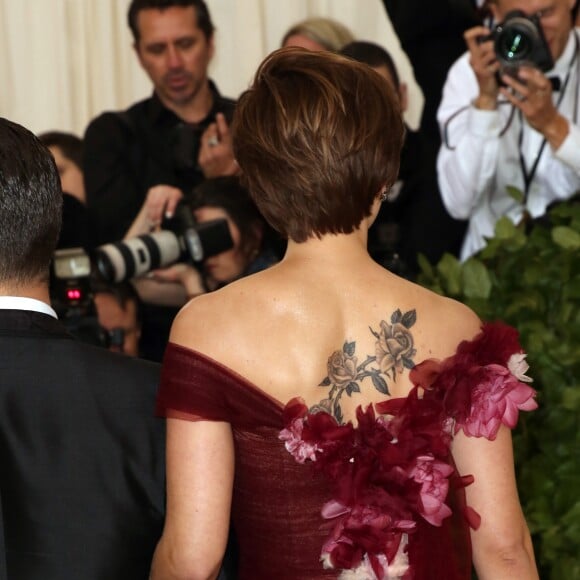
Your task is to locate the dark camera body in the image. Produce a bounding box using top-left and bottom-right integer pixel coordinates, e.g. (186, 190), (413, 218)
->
(95, 200), (234, 283)
(479, 10), (553, 75)
(51, 247), (110, 347)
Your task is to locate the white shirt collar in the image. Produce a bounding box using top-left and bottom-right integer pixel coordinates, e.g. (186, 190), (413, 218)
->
(0, 296), (58, 319)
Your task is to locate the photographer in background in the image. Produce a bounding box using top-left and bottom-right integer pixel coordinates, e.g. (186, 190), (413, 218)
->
(438, 0), (580, 261)
(93, 279), (143, 357)
(119, 176), (277, 358)
(83, 0), (237, 360)
(39, 131), (95, 251)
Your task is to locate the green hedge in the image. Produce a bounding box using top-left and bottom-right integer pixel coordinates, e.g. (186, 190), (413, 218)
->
(417, 202), (580, 579)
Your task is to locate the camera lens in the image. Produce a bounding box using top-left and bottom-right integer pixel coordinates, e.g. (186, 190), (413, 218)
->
(495, 15), (539, 64)
(499, 28), (531, 61)
(503, 31), (528, 60)
(95, 231), (182, 283)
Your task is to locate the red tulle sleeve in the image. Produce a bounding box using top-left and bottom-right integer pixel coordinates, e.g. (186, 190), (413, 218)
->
(156, 342), (232, 423)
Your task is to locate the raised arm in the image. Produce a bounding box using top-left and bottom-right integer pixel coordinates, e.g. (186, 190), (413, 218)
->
(436, 29), (504, 220)
(452, 426), (538, 580)
(124, 186), (205, 306)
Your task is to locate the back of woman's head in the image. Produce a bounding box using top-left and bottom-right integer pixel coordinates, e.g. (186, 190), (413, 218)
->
(232, 48), (404, 243)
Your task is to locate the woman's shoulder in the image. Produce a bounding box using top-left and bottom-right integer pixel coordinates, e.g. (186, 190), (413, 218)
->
(393, 278), (482, 360)
(168, 275), (271, 355)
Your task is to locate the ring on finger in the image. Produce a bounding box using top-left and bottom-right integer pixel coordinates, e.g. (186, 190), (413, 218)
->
(207, 135), (219, 147)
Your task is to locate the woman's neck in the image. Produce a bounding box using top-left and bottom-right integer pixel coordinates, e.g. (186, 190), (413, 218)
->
(282, 227), (370, 267)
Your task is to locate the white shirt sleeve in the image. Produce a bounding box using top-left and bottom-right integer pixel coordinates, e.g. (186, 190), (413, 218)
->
(554, 120), (580, 173)
(436, 54), (504, 220)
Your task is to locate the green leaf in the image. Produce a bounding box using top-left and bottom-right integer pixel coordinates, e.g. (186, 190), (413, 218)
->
(506, 185), (525, 204)
(462, 258), (492, 299)
(417, 253), (434, 278)
(436, 253), (462, 296)
(552, 226), (580, 250)
(494, 216), (519, 239)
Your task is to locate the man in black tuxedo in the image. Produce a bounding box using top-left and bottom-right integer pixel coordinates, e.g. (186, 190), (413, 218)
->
(0, 117), (165, 579)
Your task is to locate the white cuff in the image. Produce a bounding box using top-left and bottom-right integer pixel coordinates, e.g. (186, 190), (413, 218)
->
(467, 104), (503, 138)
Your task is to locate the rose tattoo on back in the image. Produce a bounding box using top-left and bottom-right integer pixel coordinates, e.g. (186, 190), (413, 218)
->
(311, 309), (417, 423)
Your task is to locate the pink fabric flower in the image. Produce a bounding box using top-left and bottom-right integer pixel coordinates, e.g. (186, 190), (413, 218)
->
(409, 455), (453, 526)
(279, 417), (321, 463)
(458, 364), (538, 439)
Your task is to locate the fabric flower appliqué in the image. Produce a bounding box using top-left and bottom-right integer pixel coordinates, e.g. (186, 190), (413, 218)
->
(461, 364), (538, 439)
(279, 416), (321, 463)
(279, 322), (537, 579)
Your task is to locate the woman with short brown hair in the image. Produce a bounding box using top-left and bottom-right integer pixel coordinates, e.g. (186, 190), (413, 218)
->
(233, 48), (403, 243)
(151, 48), (538, 580)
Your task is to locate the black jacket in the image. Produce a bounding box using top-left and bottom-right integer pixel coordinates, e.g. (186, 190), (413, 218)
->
(83, 83), (236, 246)
(0, 309), (165, 579)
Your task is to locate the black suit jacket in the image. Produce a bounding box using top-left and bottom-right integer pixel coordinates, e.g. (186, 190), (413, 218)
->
(0, 310), (165, 580)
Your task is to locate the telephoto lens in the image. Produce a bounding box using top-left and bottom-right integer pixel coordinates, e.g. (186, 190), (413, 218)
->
(94, 218), (234, 283)
(95, 231), (182, 283)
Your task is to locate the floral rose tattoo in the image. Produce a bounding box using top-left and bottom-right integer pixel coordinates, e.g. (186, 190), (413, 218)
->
(312, 309), (417, 423)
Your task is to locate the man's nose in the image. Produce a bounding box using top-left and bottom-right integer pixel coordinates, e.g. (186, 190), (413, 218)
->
(166, 46), (184, 69)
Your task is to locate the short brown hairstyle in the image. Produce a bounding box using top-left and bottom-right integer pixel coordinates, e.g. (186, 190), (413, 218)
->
(232, 48), (404, 243)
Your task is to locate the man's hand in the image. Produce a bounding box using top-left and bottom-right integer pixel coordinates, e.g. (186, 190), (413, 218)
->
(198, 113), (240, 178)
(464, 26), (501, 110)
(500, 67), (569, 149)
(124, 184), (183, 239)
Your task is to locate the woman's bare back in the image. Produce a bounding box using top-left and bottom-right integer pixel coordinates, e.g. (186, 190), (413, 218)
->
(171, 254), (481, 425)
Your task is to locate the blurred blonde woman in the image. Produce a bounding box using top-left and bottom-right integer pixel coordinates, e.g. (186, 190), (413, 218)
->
(282, 17), (354, 52)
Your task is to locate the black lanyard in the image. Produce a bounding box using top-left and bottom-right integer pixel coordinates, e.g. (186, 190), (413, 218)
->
(518, 33), (579, 203)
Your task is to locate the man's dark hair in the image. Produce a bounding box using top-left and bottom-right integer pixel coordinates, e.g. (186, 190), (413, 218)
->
(340, 41), (400, 89)
(38, 131), (84, 170)
(0, 118), (62, 286)
(128, 0), (215, 43)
